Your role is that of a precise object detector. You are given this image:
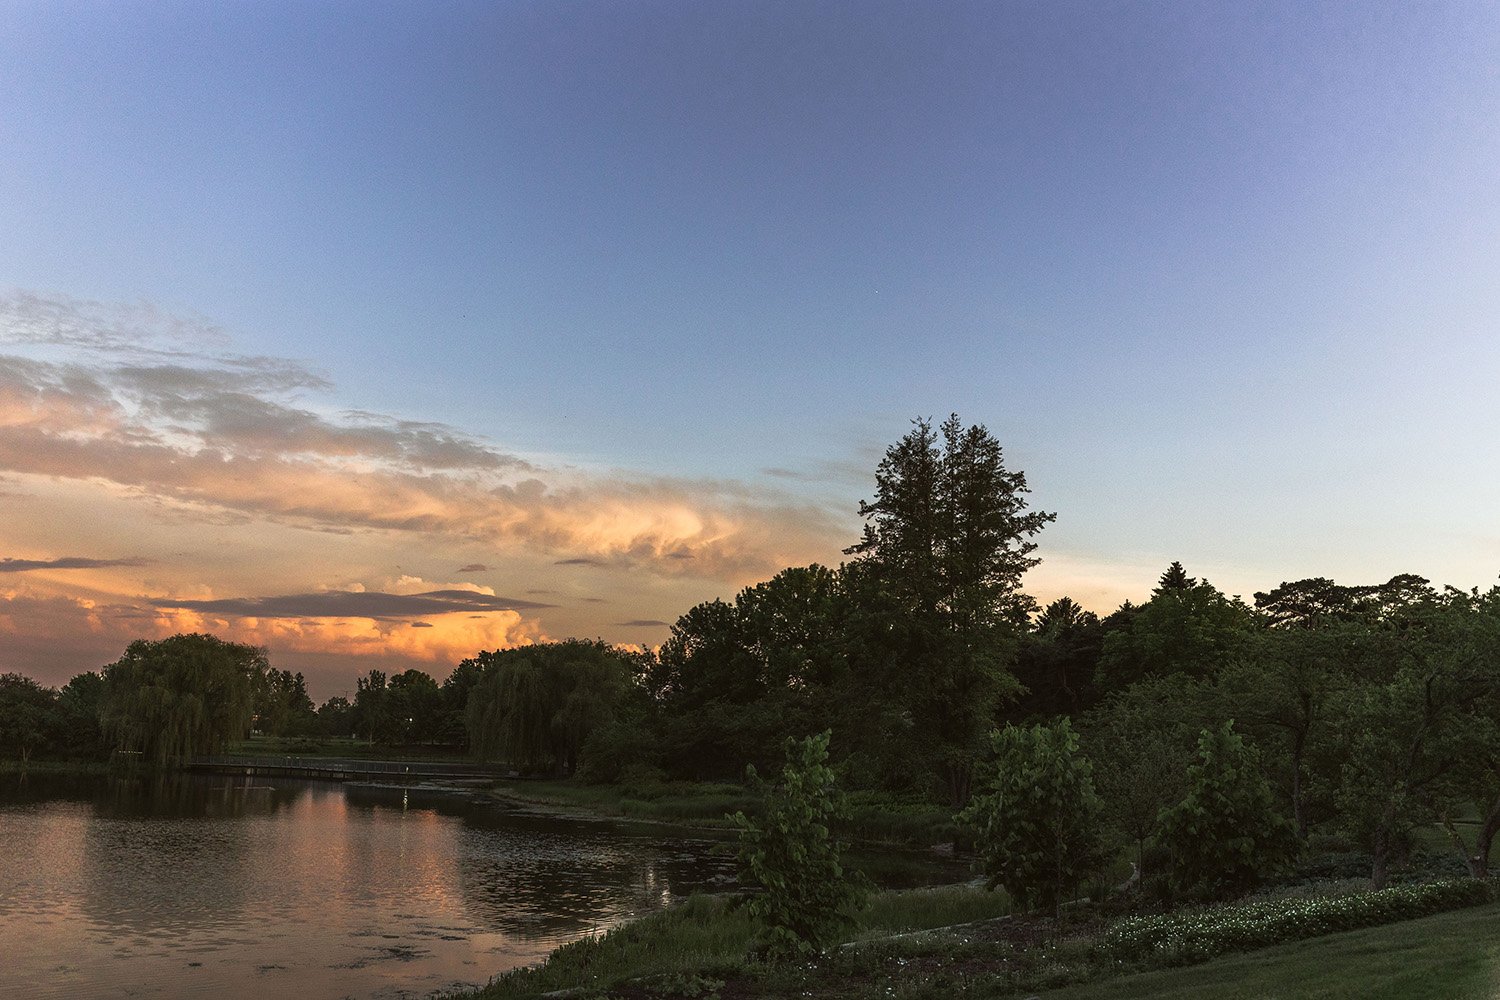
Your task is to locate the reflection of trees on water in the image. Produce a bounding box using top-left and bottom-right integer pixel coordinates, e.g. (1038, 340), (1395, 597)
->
(95, 772), (309, 819)
(76, 775), (311, 936)
(451, 809), (740, 940)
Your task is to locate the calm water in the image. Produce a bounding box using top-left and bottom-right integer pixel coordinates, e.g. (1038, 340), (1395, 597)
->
(0, 774), (743, 1000)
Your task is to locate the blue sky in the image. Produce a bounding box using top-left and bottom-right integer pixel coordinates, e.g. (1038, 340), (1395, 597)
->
(2, 2), (1498, 692)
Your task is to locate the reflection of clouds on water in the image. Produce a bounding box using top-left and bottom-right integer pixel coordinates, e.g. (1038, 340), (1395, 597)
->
(0, 776), (742, 1000)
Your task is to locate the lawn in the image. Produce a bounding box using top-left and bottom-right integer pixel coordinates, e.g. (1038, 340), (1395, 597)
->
(1039, 901), (1500, 1000)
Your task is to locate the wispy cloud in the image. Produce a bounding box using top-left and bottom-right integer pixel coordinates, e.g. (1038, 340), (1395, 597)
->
(0, 555), (149, 572)
(147, 589), (553, 619)
(615, 619), (670, 627)
(457, 563), (489, 573)
(0, 291), (848, 582)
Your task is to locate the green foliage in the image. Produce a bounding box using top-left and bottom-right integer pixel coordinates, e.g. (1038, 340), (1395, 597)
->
(1014, 596), (1105, 719)
(847, 414), (1053, 804)
(1097, 879), (1492, 966)
(99, 633), (265, 767)
(465, 639), (639, 774)
(1084, 676), (1205, 872)
(0, 672), (61, 764)
(1097, 572), (1255, 689)
(1158, 723), (1297, 899)
(253, 667), (316, 737)
(472, 893), (755, 999)
(960, 718), (1108, 914)
(730, 731), (869, 958)
(316, 695), (355, 737)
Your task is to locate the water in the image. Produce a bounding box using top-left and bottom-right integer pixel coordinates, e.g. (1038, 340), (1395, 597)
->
(0, 774), (741, 1000)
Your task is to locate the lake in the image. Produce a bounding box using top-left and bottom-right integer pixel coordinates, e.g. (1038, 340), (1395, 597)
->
(0, 773), (963, 999)
(0, 773), (744, 999)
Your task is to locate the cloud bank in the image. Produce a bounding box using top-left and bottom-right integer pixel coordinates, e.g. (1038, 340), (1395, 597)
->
(0, 292), (845, 582)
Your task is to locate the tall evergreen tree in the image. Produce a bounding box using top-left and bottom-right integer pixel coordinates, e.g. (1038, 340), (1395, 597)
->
(846, 414), (1053, 804)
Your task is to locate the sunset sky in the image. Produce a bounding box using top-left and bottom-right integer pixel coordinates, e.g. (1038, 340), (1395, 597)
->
(3, 3), (1499, 697)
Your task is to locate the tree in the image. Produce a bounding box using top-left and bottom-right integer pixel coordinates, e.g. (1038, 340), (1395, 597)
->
(1014, 597), (1105, 719)
(466, 640), (638, 774)
(1215, 622), (1361, 837)
(57, 671), (106, 758)
(960, 719), (1107, 917)
(846, 414), (1054, 804)
(648, 565), (858, 780)
(386, 668), (442, 744)
(317, 695), (355, 737)
(353, 669), (390, 743)
(730, 731), (868, 958)
(1097, 570), (1255, 690)
(254, 668), (317, 737)
(1083, 676), (1208, 877)
(100, 634), (265, 767)
(1329, 591), (1497, 887)
(0, 673), (61, 765)
(1158, 722), (1296, 900)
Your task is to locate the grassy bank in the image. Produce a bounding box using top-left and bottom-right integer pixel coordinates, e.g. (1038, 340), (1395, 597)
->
(487, 778), (957, 848)
(464, 883), (1014, 999)
(224, 735), (472, 761)
(457, 879), (1494, 1000)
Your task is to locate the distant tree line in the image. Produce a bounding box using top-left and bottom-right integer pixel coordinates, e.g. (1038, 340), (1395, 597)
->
(7, 414), (1500, 901)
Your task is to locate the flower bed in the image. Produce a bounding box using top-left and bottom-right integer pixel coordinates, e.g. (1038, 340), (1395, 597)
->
(1099, 879), (1493, 966)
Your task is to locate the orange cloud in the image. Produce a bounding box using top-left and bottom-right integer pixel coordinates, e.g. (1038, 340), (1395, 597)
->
(0, 302), (847, 583)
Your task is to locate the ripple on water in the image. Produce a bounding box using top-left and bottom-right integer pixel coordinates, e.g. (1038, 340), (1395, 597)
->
(0, 774), (745, 1000)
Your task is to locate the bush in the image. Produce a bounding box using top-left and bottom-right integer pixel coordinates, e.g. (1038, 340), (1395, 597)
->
(1158, 722), (1297, 900)
(730, 731), (869, 959)
(959, 719), (1108, 916)
(1097, 879), (1493, 966)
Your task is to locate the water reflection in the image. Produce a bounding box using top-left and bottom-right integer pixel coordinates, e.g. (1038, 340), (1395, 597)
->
(0, 775), (961, 1000)
(0, 775), (742, 1000)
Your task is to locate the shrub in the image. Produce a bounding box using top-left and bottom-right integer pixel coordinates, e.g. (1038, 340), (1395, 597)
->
(729, 731), (869, 959)
(1158, 722), (1297, 900)
(959, 718), (1109, 916)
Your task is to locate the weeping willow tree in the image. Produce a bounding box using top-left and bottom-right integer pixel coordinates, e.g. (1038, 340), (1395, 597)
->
(100, 633), (266, 767)
(464, 640), (636, 774)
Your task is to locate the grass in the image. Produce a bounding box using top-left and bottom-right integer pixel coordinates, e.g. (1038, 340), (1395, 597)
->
(467, 894), (757, 998)
(462, 884), (1013, 998)
(489, 777), (759, 829)
(1039, 901), (1500, 1000)
(856, 883), (1011, 938)
(457, 878), (1498, 1000)
(488, 778), (960, 851)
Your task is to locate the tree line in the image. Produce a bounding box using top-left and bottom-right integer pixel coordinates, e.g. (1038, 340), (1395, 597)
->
(6, 414), (1500, 899)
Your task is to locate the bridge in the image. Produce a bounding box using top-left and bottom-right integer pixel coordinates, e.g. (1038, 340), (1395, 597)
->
(185, 754), (516, 782)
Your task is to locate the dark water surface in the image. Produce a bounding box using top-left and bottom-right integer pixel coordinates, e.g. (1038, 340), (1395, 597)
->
(0, 774), (744, 1000)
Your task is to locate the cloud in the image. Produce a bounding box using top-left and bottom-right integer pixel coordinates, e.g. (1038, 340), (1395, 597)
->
(410, 621), (434, 628)
(147, 589), (554, 619)
(0, 555), (149, 572)
(0, 291), (851, 583)
(457, 563), (488, 573)
(615, 619), (670, 627)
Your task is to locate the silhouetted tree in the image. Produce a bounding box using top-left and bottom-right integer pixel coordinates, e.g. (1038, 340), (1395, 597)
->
(100, 634), (264, 767)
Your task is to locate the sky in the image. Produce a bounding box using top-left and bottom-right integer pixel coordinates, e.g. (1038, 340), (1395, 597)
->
(2, 2), (1498, 697)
